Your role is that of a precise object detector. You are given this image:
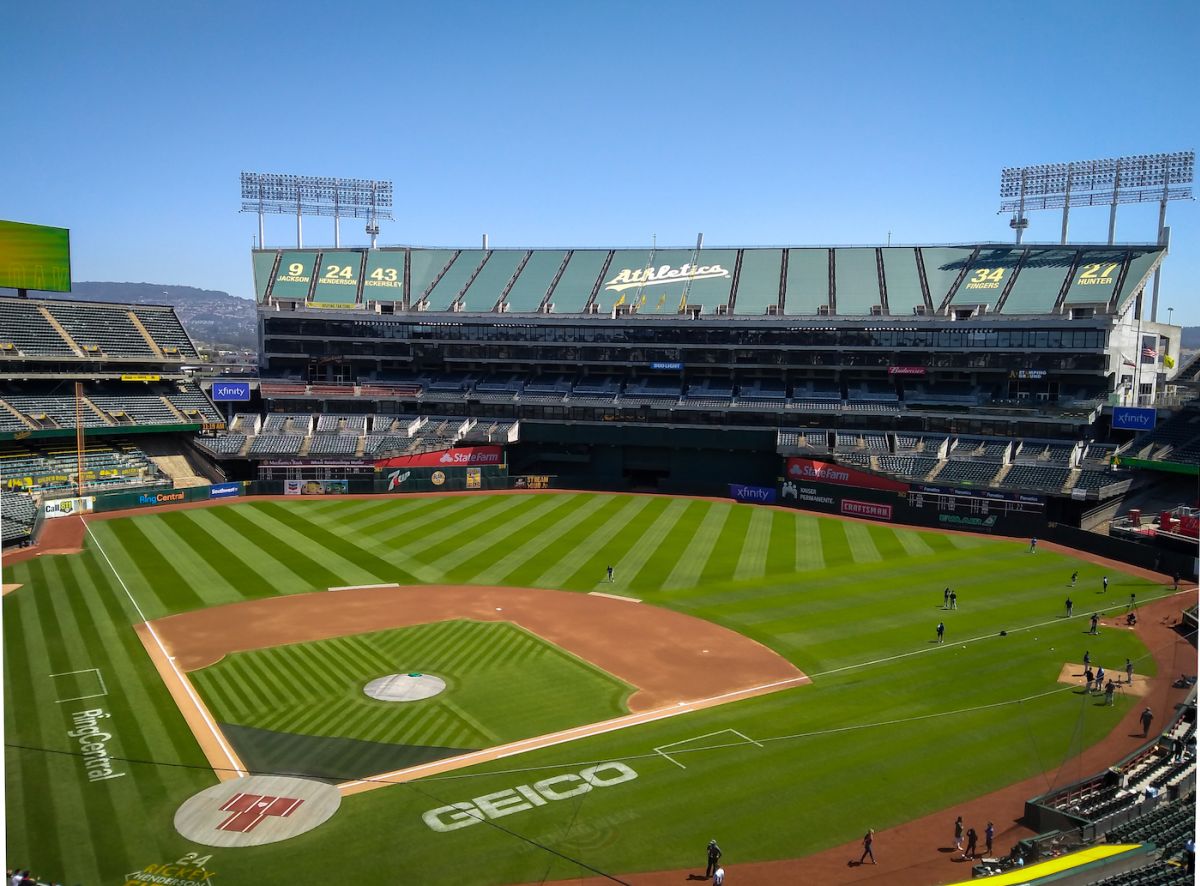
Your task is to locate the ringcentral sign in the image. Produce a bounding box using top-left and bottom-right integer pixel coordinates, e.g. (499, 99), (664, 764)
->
(422, 762), (638, 832)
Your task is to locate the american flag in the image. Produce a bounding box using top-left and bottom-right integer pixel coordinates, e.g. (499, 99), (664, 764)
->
(1142, 347), (1158, 359)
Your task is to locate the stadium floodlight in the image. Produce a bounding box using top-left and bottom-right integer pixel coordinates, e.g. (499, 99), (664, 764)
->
(240, 172), (394, 249)
(998, 151), (1194, 321)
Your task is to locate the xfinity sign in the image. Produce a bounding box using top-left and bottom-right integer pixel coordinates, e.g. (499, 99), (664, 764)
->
(211, 381), (251, 402)
(1111, 406), (1157, 431)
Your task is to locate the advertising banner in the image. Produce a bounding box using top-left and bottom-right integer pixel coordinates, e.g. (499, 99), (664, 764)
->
(42, 496), (95, 519)
(376, 446), (504, 469)
(1111, 406), (1156, 431)
(514, 475), (552, 489)
(887, 366), (926, 376)
(209, 482), (242, 499)
(728, 483), (776, 504)
(211, 381), (252, 402)
(840, 499), (893, 520)
(284, 479), (349, 495)
(911, 484), (1042, 505)
(785, 458), (909, 493)
(466, 467), (482, 489)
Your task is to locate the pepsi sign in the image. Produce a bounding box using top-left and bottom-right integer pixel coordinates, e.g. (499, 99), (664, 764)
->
(211, 381), (251, 402)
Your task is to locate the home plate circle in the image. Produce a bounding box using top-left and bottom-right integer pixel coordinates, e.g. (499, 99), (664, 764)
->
(175, 775), (340, 847)
(364, 672), (446, 702)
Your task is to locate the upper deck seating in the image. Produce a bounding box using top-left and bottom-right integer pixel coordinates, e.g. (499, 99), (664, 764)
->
(999, 465), (1071, 492)
(46, 304), (155, 357)
(197, 434), (246, 455)
(0, 299), (75, 356)
(133, 308), (198, 357)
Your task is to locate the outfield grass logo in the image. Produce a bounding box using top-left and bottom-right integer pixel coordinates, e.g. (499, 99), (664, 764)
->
(423, 762), (638, 832)
(603, 264), (730, 293)
(68, 708), (125, 782)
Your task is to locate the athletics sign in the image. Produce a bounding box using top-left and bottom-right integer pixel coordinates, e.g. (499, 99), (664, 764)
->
(604, 263), (729, 293)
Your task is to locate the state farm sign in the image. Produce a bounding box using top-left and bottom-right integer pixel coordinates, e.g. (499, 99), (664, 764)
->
(785, 458), (908, 493)
(376, 446), (504, 469)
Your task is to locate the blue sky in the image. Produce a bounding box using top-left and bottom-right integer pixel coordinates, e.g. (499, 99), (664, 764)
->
(4, 1), (1198, 323)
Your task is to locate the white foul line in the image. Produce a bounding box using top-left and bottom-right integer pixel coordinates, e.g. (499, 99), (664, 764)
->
(84, 519), (246, 777)
(339, 674), (807, 792)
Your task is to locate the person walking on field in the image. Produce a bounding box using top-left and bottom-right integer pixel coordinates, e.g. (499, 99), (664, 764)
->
(1029, 537), (1037, 553)
(1071, 571), (1078, 587)
(1065, 597), (1074, 617)
(1105, 680), (1115, 705)
(1095, 666), (1105, 690)
(937, 622), (945, 644)
(1128, 592), (1136, 611)
(1083, 650), (1090, 669)
(949, 590), (957, 610)
(606, 565), (614, 583)
(954, 816), (964, 851)
(1090, 613), (1100, 635)
(705, 840), (722, 879)
(962, 827), (978, 860)
(944, 587), (951, 608)
(1102, 575), (1109, 593)
(1126, 658), (1134, 685)
(1141, 707), (1154, 737)
(859, 828), (876, 865)
(985, 821), (995, 856)
(1085, 667), (1094, 693)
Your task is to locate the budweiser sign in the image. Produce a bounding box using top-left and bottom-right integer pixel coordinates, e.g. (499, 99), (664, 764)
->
(603, 263), (729, 293)
(887, 366), (926, 376)
(376, 446), (503, 469)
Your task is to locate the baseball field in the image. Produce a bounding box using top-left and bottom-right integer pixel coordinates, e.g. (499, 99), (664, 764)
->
(2, 492), (1171, 884)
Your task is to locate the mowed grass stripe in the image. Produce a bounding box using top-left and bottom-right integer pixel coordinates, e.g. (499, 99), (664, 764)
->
(894, 526), (937, 558)
(567, 495), (672, 589)
(734, 507), (774, 581)
(252, 502), (419, 584)
(500, 495), (630, 588)
(430, 494), (575, 577)
(5, 586), (65, 875)
(841, 520), (883, 564)
(24, 569), (111, 879)
(176, 508), (321, 596)
(101, 519), (207, 613)
(612, 497), (692, 590)
(132, 514), (244, 606)
(207, 505), (344, 590)
(83, 523), (171, 619)
(794, 513), (827, 572)
(662, 501), (726, 590)
(373, 494), (523, 551)
(157, 509), (285, 600)
(536, 495), (654, 588)
(46, 557), (162, 857)
(698, 504), (753, 585)
(467, 494), (609, 585)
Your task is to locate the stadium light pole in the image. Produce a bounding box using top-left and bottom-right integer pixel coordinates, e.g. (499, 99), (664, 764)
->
(240, 172), (394, 250)
(999, 151), (1194, 320)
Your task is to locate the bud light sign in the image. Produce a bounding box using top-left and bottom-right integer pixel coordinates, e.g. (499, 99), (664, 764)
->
(1111, 406), (1156, 431)
(729, 483), (776, 504)
(211, 381), (251, 402)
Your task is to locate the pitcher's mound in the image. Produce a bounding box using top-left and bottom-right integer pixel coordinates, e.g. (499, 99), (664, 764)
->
(364, 672), (446, 702)
(175, 774), (340, 847)
(1056, 663), (1149, 696)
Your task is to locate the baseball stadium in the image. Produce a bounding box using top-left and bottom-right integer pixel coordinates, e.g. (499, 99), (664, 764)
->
(2, 161), (1199, 886)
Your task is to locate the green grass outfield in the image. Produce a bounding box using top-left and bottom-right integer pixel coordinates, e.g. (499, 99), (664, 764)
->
(2, 493), (1166, 885)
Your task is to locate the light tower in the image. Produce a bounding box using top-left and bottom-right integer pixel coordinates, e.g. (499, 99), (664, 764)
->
(998, 152), (1194, 321)
(240, 172), (394, 249)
